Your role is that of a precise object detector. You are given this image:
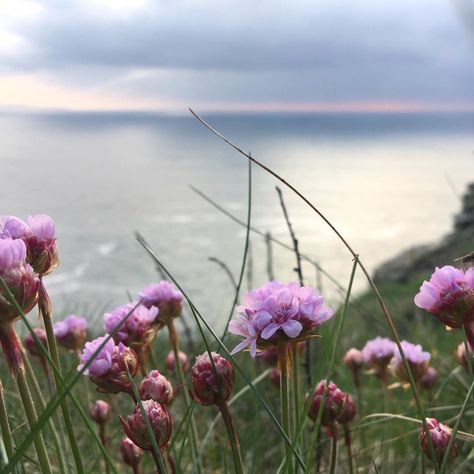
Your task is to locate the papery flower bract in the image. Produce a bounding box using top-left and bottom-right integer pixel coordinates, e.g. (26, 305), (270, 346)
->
(78, 336), (139, 394)
(103, 303), (158, 351)
(120, 437), (143, 468)
(390, 340), (431, 382)
(166, 350), (190, 373)
(415, 265), (474, 328)
(120, 400), (172, 451)
(24, 327), (48, 358)
(90, 400), (112, 424)
(139, 281), (183, 326)
(139, 370), (174, 405)
(362, 337), (396, 378)
(191, 352), (234, 405)
(0, 238), (39, 323)
(229, 281), (333, 357)
(53, 314), (88, 351)
(419, 418), (458, 465)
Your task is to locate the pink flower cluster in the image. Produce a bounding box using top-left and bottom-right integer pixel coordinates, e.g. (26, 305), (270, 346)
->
(229, 281), (333, 357)
(419, 418), (458, 465)
(139, 281), (183, 325)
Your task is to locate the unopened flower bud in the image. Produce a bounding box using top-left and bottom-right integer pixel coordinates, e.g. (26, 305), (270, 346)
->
(191, 352), (234, 406)
(24, 327), (48, 358)
(120, 437), (143, 467)
(420, 367), (438, 391)
(54, 315), (87, 351)
(343, 348), (363, 373)
(78, 336), (139, 394)
(419, 418), (458, 465)
(166, 350), (189, 373)
(456, 342), (474, 372)
(139, 370), (174, 405)
(120, 400), (172, 451)
(90, 400), (112, 424)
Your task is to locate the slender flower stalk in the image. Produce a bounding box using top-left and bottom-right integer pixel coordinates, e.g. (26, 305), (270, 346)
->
(0, 379), (14, 463)
(290, 342), (300, 472)
(328, 428), (338, 474)
(278, 343), (293, 474)
(121, 437), (143, 474)
(343, 424), (355, 474)
(217, 401), (243, 474)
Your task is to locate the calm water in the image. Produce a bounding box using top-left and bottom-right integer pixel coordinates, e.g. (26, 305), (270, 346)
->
(1, 111), (473, 331)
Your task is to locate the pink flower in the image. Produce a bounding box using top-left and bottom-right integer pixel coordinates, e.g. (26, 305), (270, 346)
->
(24, 327), (48, 358)
(0, 216), (30, 239)
(191, 352), (234, 405)
(166, 350), (190, 373)
(229, 281), (333, 357)
(53, 315), (88, 351)
(120, 400), (172, 451)
(24, 215), (58, 275)
(419, 418), (458, 465)
(390, 340), (431, 382)
(138, 281), (183, 325)
(103, 303), (158, 351)
(139, 370), (174, 405)
(90, 400), (112, 424)
(415, 265), (474, 328)
(362, 337), (396, 378)
(120, 437), (143, 468)
(343, 348), (363, 373)
(78, 336), (139, 394)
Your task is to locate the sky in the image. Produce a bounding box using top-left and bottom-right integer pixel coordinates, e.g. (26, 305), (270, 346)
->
(0, 0), (473, 114)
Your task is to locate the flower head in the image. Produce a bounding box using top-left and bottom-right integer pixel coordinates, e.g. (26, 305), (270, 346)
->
(54, 315), (88, 351)
(139, 281), (183, 325)
(139, 370), (174, 405)
(456, 342), (474, 372)
(103, 303), (158, 351)
(24, 328), (48, 358)
(390, 340), (431, 382)
(120, 437), (143, 468)
(419, 418), (458, 465)
(420, 367), (438, 391)
(78, 336), (139, 394)
(308, 380), (356, 429)
(343, 348), (363, 373)
(120, 400), (172, 451)
(24, 215), (58, 275)
(90, 400), (112, 424)
(415, 265), (474, 328)
(362, 337), (396, 378)
(0, 238), (39, 323)
(191, 352), (234, 405)
(166, 350), (190, 373)
(229, 281), (333, 357)
(0, 216), (30, 239)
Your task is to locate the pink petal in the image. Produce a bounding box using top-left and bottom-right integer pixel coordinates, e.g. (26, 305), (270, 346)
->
(261, 322), (281, 340)
(282, 320), (302, 338)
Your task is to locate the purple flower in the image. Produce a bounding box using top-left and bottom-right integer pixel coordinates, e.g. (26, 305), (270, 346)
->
(229, 281), (333, 357)
(53, 314), (88, 351)
(0, 216), (30, 239)
(103, 303), (158, 350)
(420, 367), (438, 391)
(390, 340), (431, 382)
(362, 337), (396, 379)
(78, 335), (139, 394)
(138, 281), (183, 325)
(415, 265), (474, 329)
(26, 215), (55, 240)
(419, 418), (458, 465)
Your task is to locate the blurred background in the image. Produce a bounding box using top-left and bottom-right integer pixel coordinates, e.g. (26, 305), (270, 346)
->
(0, 0), (473, 330)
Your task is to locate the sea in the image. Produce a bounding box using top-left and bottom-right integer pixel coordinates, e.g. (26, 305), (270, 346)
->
(1, 111), (473, 332)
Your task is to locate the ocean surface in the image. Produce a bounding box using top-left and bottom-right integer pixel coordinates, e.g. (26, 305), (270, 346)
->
(1, 111), (473, 332)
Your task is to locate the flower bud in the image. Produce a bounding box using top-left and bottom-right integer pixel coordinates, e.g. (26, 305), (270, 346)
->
(191, 352), (234, 406)
(90, 400), (112, 424)
(0, 239), (39, 323)
(456, 342), (474, 372)
(54, 315), (87, 351)
(166, 350), (189, 373)
(389, 341), (431, 383)
(139, 281), (183, 326)
(120, 400), (172, 451)
(24, 327), (48, 358)
(419, 418), (458, 465)
(343, 348), (363, 373)
(420, 367), (438, 391)
(78, 336), (139, 394)
(139, 370), (174, 405)
(120, 437), (143, 467)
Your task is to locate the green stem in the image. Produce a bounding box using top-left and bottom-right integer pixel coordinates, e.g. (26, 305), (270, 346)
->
(99, 424), (110, 474)
(24, 354), (68, 474)
(0, 379), (14, 463)
(291, 342), (300, 473)
(328, 432), (338, 474)
(343, 425), (354, 474)
(16, 367), (52, 474)
(41, 297), (84, 474)
(167, 320), (201, 474)
(217, 401), (244, 474)
(279, 344), (294, 474)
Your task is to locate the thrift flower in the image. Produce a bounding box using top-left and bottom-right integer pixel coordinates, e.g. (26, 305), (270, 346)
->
(390, 340), (431, 382)
(120, 437), (143, 469)
(456, 342), (474, 372)
(139, 281), (183, 326)
(24, 327), (48, 358)
(78, 336), (139, 394)
(415, 265), (474, 329)
(362, 337), (396, 379)
(103, 303), (158, 351)
(191, 352), (234, 406)
(90, 400), (112, 424)
(229, 281), (333, 357)
(420, 367), (438, 391)
(419, 418), (458, 465)
(53, 315), (88, 351)
(139, 370), (174, 405)
(120, 400), (172, 451)
(166, 350), (190, 373)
